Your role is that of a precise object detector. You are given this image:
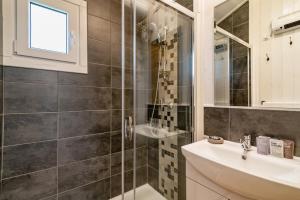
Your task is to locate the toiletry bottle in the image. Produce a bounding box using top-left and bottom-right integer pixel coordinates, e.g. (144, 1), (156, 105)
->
(256, 136), (270, 155)
(283, 140), (295, 159)
(270, 139), (284, 158)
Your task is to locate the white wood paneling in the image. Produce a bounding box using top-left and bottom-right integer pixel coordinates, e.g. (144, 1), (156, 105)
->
(252, 0), (300, 107)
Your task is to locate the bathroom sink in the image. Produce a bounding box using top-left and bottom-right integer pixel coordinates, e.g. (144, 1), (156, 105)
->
(182, 139), (300, 200)
(135, 124), (183, 139)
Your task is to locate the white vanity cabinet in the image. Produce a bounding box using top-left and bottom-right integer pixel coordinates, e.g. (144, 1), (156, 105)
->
(186, 162), (249, 200)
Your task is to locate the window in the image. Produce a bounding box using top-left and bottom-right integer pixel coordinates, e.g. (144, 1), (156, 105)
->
(2, 0), (88, 73)
(30, 2), (68, 54)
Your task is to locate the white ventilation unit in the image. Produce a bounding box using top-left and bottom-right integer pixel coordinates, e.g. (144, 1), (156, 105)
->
(215, 43), (227, 53)
(272, 11), (300, 34)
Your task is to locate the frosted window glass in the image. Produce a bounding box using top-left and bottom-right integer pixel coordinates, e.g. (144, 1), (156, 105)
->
(30, 2), (68, 54)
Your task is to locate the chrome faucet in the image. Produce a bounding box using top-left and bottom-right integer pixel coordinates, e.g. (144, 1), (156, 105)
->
(240, 135), (251, 160)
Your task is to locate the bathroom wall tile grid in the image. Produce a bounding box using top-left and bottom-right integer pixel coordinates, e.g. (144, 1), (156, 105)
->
(0, 0), (148, 199)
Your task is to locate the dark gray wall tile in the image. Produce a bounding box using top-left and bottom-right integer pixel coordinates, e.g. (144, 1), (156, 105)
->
(136, 90), (150, 109)
(110, 0), (121, 24)
(231, 73), (248, 90)
(110, 131), (133, 153)
(58, 64), (111, 87)
(231, 89), (248, 106)
(0, 81), (3, 114)
(148, 166), (159, 192)
(125, 47), (133, 68)
(148, 146), (158, 170)
(136, 70), (150, 90)
(232, 42), (248, 59)
(148, 137), (159, 148)
(175, 0), (193, 11)
(136, 108), (148, 124)
(87, 0), (110, 20)
(59, 86), (111, 111)
(3, 141), (57, 178)
(111, 67), (133, 89)
(0, 118), (3, 146)
(88, 39), (111, 65)
(58, 155), (110, 192)
(42, 195), (57, 200)
(110, 150), (133, 175)
(4, 67), (58, 84)
(110, 174), (121, 198)
(88, 15), (110, 42)
(232, 2), (249, 26)
(0, 66), (3, 81)
(58, 133), (110, 165)
(4, 113), (57, 145)
(218, 15), (233, 33)
(111, 22), (121, 45)
(136, 146), (147, 168)
(204, 107), (230, 139)
(136, 166), (147, 187)
(111, 44), (121, 67)
(1, 168), (57, 200)
(230, 109), (300, 147)
(205, 107), (300, 156)
(4, 83), (58, 114)
(110, 147), (147, 176)
(59, 111), (110, 139)
(110, 171), (133, 198)
(0, 148), (2, 178)
(233, 23), (249, 43)
(58, 179), (110, 200)
(136, 134), (147, 147)
(232, 56), (248, 74)
(111, 89), (122, 110)
(178, 109), (191, 131)
(111, 110), (121, 131)
(112, 89), (133, 109)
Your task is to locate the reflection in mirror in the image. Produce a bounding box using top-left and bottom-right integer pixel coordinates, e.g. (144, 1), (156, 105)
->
(214, 32), (230, 106)
(214, 1), (251, 106)
(173, 0), (193, 11)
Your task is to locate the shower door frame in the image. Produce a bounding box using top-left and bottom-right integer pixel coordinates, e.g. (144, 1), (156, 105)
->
(121, 0), (195, 199)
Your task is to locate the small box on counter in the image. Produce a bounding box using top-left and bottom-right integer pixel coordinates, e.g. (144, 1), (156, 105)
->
(256, 136), (270, 155)
(270, 139), (284, 158)
(283, 140), (295, 159)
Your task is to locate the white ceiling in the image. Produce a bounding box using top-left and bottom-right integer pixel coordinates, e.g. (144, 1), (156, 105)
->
(214, 0), (246, 22)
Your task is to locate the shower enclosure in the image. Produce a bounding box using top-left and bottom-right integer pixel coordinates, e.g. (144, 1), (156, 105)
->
(114, 0), (194, 199)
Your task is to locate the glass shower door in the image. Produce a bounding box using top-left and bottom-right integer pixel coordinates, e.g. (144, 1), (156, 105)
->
(119, 0), (194, 200)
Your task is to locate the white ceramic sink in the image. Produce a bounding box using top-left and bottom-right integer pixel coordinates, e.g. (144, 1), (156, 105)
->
(182, 139), (300, 200)
(135, 124), (183, 139)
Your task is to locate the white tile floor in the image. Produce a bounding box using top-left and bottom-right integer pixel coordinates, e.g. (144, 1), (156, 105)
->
(110, 184), (166, 200)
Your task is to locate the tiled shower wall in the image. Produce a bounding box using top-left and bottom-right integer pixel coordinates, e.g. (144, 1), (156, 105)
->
(146, 10), (193, 200)
(204, 107), (300, 157)
(218, 2), (249, 106)
(0, 0), (148, 199)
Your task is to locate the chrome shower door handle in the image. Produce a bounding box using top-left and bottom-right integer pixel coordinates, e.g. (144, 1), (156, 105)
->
(125, 116), (133, 141)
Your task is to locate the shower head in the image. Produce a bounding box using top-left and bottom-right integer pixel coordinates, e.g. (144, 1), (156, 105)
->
(149, 22), (161, 43)
(149, 22), (158, 32)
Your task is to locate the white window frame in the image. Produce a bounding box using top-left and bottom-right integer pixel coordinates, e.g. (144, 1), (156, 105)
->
(2, 0), (87, 73)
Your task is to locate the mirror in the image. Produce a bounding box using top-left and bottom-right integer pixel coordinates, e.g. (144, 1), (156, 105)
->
(214, 0), (251, 107)
(214, 0), (300, 109)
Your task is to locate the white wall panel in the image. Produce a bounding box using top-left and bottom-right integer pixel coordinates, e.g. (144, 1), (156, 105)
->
(254, 0), (300, 107)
